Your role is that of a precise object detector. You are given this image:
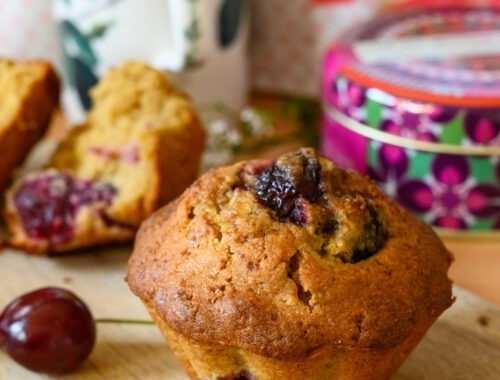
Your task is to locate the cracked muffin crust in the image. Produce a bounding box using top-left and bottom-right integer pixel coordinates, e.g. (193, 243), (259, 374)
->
(127, 148), (454, 380)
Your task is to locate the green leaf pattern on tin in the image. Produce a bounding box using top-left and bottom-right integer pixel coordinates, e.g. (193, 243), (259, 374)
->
(440, 115), (464, 145)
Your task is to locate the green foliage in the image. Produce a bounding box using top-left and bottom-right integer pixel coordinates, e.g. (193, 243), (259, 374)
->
(281, 96), (321, 148)
(200, 97), (321, 170)
(87, 21), (114, 39)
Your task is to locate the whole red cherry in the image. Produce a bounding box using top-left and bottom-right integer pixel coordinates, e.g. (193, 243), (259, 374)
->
(0, 287), (96, 374)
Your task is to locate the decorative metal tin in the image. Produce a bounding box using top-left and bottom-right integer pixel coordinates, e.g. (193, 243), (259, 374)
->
(322, 7), (500, 234)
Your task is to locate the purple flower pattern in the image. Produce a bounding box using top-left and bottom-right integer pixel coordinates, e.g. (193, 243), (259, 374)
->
(400, 155), (472, 229)
(464, 111), (500, 146)
(331, 77), (367, 122)
(381, 149), (500, 230)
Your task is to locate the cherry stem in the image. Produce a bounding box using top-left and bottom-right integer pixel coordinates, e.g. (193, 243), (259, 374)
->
(95, 318), (154, 325)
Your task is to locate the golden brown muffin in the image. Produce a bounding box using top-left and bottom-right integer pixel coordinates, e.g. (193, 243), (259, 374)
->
(127, 148), (454, 380)
(50, 61), (205, 225)
(0, 59), (59, 190)
(5, 61), (205, 254)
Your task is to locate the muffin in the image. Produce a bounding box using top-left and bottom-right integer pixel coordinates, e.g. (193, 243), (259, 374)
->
(0, 59), (59, 190)
(5, 61), (205, 254)
(127, 148), (454, 380)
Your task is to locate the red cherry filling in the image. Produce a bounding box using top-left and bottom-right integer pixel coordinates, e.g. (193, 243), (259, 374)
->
(12, 172), (117, 245)
(0, 287), (96, 374)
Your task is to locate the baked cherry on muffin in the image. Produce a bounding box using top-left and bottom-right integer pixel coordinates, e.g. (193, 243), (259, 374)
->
(127, 148), (454, 380)
(4, 62), (205, 254)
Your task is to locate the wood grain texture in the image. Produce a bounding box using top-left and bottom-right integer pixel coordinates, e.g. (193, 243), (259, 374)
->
(445, 238), (500, 306)
(0, 247), (498, 380)
(0, 128), (498, 379)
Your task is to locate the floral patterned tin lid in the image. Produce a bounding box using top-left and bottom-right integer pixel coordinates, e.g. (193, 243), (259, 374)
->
(335, 7), (500, 107)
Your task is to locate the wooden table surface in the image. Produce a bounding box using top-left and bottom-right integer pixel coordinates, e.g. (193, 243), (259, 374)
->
(0, 246), (498, 380)
(445, 238), (500, 306)
(0, 109), (498, 379)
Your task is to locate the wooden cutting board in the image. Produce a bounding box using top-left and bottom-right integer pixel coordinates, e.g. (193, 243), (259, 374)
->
(0, 246), (498, 380)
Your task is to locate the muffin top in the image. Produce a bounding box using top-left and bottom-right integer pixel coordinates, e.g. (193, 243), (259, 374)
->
(127, 148), (453, 359)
